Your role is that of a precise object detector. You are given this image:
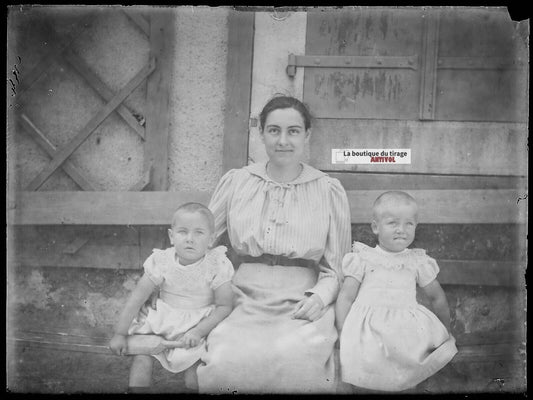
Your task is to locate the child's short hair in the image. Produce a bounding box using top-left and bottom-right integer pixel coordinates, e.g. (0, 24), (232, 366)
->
(372, 191), (418, 220)
(171, 202), (215, 233)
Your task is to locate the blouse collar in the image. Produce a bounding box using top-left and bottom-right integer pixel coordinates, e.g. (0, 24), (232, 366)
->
(374, 245), (409, 256)
(244, 161), (327, 185)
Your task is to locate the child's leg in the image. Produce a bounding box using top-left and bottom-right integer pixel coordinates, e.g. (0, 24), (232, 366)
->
(129, 355), (154, 388)
(184, 360), (201, 391)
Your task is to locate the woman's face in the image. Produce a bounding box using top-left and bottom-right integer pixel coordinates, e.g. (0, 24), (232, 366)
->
(260, 107), (310, 168)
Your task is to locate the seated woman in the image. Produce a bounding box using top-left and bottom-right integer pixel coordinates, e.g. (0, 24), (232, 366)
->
(195, 95), (352, 394)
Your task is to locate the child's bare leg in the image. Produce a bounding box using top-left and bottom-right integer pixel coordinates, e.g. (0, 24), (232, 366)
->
(129, 355), (154, 388)
(184, 360), (201, 391)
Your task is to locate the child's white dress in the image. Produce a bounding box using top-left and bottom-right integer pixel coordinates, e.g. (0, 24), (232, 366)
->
(128, 245), (234, 373)
(339, 242), (457, 391)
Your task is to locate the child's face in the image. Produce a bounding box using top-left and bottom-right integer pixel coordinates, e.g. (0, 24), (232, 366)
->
(371, 203), (417, 253)
(168, 211), (214, 265)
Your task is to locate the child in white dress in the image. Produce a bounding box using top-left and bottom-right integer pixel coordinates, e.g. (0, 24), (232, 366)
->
(109, 202), (234, 392)
(335, 191), (457, 392)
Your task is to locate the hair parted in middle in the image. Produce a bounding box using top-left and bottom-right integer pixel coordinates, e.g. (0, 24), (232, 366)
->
(259, 95), (313, 131)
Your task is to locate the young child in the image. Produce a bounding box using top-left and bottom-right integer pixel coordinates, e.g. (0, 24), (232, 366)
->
(109, 202), (234, 392)
(335, 191), (457, 392)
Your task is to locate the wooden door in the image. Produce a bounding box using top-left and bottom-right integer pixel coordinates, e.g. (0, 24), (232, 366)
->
(296, 10), (526, 385)
(298, 8), (527, 180)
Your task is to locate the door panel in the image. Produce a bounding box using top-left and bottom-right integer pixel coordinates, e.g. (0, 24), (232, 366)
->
(302, 8), (527, 177)
(304, 9), (423, 120)
(311, 119), (527, 175)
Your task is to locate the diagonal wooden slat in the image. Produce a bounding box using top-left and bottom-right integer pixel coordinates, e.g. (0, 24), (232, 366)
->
(20, 114), (98, 191)
(122, 9), (150, 36)
(15, 12), (98, 102)
(60, 50), (145, 140)
(26, 58), (156, 191)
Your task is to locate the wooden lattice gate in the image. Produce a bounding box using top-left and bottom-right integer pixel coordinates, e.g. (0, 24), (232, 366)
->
(6, 9), (241, 392)
(7, 7), (182, 270)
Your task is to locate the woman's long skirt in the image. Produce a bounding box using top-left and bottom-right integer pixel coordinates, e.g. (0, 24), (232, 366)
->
(196, 262), (338, 394)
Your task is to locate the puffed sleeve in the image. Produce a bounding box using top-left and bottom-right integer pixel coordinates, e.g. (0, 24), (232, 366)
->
(341, 251), (365, 282)
(205, 246), (234, 289)
(208, 169), (239, 240)
(305, 177), (352, 306)
(142, 249), (166, 286)
(415, 253), (440, 287)
(210, 255), (235, 290)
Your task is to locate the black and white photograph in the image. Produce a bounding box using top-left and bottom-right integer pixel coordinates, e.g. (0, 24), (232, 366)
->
(6, 5), (528, 394)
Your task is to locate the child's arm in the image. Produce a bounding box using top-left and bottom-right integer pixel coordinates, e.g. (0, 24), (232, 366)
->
(178, 281), (234, 348)
(420, 279), (452, 332)
(109, 274), (157, 355)
(335, 276), (361, 333)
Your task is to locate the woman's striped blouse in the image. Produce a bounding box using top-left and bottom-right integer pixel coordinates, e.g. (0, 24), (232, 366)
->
(208, 162), (352, 306)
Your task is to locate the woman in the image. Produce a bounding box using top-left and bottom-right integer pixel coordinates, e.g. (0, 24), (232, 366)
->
(196, 96), (351, 393)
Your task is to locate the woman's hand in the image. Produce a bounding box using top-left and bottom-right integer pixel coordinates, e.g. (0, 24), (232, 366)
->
(292, 293), (325, 321)
(177, 329), (203, 349)
(109, 333), (128, 356)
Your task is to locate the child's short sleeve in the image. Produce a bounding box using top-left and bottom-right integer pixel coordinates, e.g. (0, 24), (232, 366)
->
(416, 254), (440, 287)
(342, 252), (365, 282)
(210, 255), (235, 290)
(142, 249), (166, 286)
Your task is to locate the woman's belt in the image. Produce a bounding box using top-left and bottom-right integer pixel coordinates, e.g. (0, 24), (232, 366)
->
(239, 253), (316, 268)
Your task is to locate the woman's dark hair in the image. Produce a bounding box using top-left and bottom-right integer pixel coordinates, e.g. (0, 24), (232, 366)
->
(259, 95), (313, 131)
